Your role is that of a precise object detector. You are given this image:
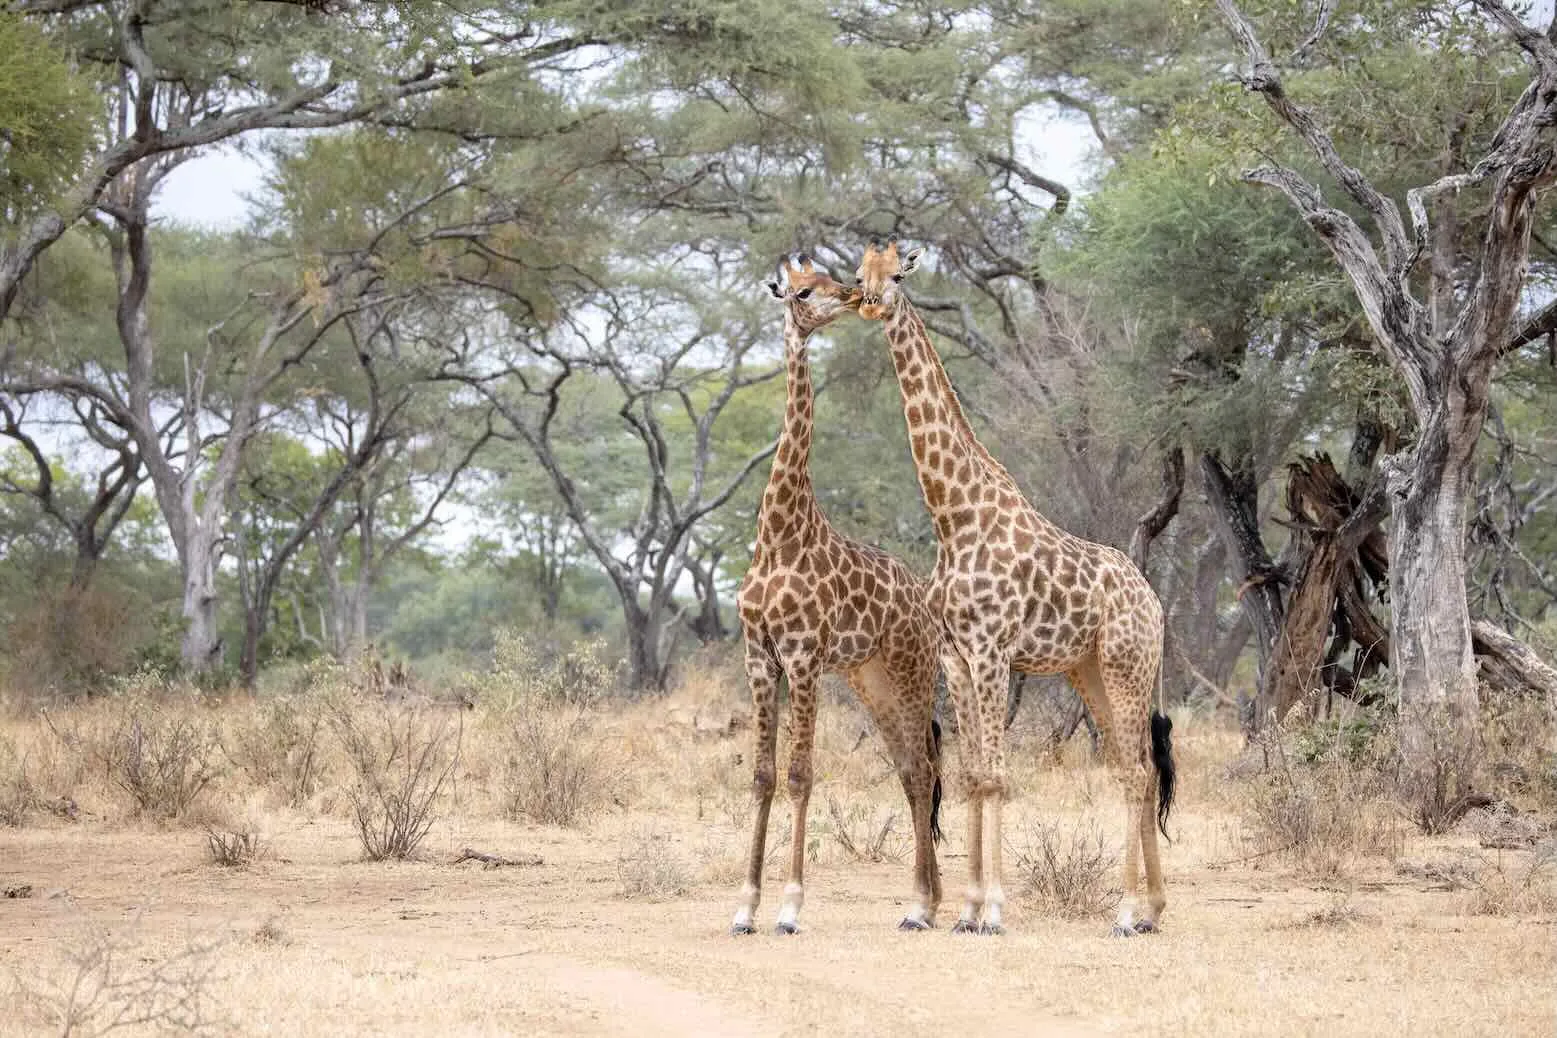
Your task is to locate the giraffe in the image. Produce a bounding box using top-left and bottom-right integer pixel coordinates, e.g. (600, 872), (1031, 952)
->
(730, 255), (945, 936)
(853, 240), (1176, 937)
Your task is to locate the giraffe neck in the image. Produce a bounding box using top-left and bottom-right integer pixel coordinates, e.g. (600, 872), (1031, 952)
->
(883, 293), (1022, 523)
(755, 310), (823, 547)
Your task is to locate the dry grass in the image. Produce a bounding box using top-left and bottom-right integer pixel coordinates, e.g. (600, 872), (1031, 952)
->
(1288, 895), (1379, 930)
(479, 635), (614, 826)
(1459, 843), (1557, 916)
(0, 646), (1554, 1036)
(1241, 728), (1406, 881)
(824, 793), (909, 864)
(0, 734), (37, 826)
(616, 824), (692, 900)
(224, 694), (329, 809)
(1008, 818), (1121, 919)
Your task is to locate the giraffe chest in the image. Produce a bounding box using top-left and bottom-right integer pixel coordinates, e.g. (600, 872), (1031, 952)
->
(738, 550), (894, 668)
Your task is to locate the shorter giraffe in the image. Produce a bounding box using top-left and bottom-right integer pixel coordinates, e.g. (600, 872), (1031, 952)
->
(855, 240), (1176, 937)
(731, 256), (944, 936)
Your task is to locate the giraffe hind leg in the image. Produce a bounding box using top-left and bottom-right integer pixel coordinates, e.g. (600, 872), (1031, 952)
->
(850, 656), (941, 931)
(940, 647), (985, 933)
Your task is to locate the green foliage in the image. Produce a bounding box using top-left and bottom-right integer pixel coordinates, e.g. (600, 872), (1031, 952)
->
(0, 12), (98, 222)
(1290, 713), (1387, 768)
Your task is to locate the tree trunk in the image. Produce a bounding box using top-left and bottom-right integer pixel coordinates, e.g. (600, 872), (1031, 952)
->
(349, 576), (370, 654)
(1385, 420), (1483, 802)
(1201, 451), (1283, 728)
(181, 532), (223, 674)
(623, 602), (666, 693)
(1256, 454), (1389, 726)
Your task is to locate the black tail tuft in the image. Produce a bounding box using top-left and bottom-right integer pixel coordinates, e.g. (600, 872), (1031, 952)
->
(1150, 710), (1176, 840)
(929, 717), (944, 843)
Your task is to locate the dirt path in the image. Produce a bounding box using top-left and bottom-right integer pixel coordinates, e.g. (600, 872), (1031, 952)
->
(1, 809), (1551, 1036)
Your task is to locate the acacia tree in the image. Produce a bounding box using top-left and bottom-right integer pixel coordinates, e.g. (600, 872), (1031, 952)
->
(0, 0), (605, 322)
(438, 275), (783, 690)
(1217, 0), (1557, 796)
(0, 393), (142, 588)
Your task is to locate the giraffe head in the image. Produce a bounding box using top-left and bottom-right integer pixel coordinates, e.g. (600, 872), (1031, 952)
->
(854, 239), (924, 321)
(766, 254), (861, 337)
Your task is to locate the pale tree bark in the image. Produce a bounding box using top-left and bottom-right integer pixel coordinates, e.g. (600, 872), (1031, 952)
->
(1218, 0), (1557, 795)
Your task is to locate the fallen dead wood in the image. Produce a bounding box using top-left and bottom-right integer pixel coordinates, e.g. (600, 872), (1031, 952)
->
(453, 847), (543, 869)
(1471, 620), (1557, 700)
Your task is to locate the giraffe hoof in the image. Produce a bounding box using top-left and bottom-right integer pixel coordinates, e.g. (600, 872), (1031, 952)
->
(773, 921), (800, 936)
(1132, 919), (1158, 935)
(1109, 924), (1137, 939)
(730, 922), (757, 937)
(978, 922), (1005, 936)
(950, 919), (981, 935)
(897, 917), (933, 932)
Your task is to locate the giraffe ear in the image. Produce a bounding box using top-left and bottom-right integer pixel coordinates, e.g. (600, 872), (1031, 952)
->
(765, 279), (784, 299)
(900, 247), (925, 276)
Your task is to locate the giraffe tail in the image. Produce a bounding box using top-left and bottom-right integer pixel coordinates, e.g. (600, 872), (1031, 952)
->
(929, 717), (944, 843)
(1150, 710), (1176, 840)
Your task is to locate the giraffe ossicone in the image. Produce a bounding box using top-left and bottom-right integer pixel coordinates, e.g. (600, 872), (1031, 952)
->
(854, 240), (1177, 937)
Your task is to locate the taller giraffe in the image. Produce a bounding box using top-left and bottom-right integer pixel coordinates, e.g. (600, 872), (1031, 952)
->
(731, 256), (944, 936)
(854, 241), (1176, 937)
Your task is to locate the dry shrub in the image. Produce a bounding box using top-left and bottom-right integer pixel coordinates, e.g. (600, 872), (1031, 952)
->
(12, 923), (225, 1037)
(479, 633), (612, 826)
(0, 735), (38, 826)
(1461, 803), (1545, 850)
(332, 704), (460, 861)
(1244, 729), (1404, 881)
(825, 793), (909, 864)
(2, 579), (161, 702)
(1481, 693), (1557, 813)
(1289, 896), (1377, 930)
(1459, 843), (1557, 917)
(83, 685), (221, 822)
(1010, 819), (1120, 919)
(204, 827), (266, 868)
(225, 693), (330, 808)
(1400, 705), (1484, 835)
(698, 775), (753, 829)
(616, 825), (691, 900)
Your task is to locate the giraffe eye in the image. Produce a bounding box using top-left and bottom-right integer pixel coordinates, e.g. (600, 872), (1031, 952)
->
(891, 273), (904, 283)
(795, 287), (813, 300)
(855, 277), (864, 285)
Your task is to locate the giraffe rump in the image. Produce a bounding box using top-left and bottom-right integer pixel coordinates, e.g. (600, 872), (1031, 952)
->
(1150, 710), (1176, 839)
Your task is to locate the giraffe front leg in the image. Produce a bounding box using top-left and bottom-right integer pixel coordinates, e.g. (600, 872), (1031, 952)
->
(731, 646), (781, 936)
(896, 722), (941, 931)
(775, 663), (820, 935)
(941, 649), (986, 934)
(970, 657), (1011, 936)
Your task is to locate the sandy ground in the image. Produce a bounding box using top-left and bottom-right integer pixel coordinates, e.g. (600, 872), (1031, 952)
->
(2, 767), (1553, 1038)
